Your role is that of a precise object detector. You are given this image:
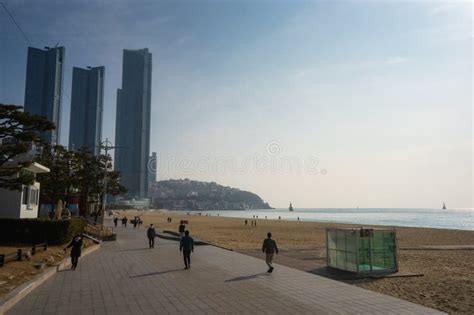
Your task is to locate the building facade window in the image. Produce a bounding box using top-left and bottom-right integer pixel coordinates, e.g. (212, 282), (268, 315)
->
(22, 186), (29, 205)
(22, 185), (39, 209)
(29, 188), (38, 208)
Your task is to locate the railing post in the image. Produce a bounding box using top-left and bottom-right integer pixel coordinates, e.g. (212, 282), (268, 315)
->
(0, 254), (4, 267)
(32, 245), (36, 256)
(17, 249), (22, 261)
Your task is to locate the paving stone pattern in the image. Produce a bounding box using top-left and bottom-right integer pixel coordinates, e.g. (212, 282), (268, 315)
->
(7, 226), (443, 314)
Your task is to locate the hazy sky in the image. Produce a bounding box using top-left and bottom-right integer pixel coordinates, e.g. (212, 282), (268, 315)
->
(1, 0), (472, 208)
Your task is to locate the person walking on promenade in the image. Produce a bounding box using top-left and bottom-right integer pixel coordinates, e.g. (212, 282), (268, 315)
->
(113, 216), (118, 227)
(123, 216), (128, 228)
(64, 235), (83, 270)
(133, 217), (138, 229)
(147, 224), (156, 248)
(262, 232), (278, 273)
(180, 230), (194, 269)
(178, 221), (186, 237)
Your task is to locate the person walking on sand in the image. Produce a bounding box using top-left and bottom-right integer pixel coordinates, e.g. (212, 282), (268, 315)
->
(64, 235), (83, 270)
(245, 219), (248, 226)
(180, 230), (194, 269)
(147, 224), (156, 248)
(262, 232), (278, 273)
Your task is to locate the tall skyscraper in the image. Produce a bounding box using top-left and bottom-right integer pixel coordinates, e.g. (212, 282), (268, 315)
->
(148, 152), (157, 188)
(24, 46), (65, 144)
(114, 49), (152, 198)
(69, 66), (104, 154)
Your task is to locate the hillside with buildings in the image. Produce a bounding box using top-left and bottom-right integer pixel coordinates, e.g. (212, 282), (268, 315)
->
(149, 179), (273, 210)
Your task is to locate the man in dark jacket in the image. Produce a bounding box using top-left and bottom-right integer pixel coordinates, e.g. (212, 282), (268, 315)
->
(262, 232), (278, 273)
(179, 230), (194, 269)
(64, 235), (83, 270)
(147, 224), (156, 248)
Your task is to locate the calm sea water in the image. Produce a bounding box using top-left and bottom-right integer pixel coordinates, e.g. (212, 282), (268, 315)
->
(195, 208), (474, 231)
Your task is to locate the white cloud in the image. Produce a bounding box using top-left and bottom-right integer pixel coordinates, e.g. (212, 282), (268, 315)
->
(289, 69), (313, 79)
(386, 56), (407, 64)
(430, 1), (471, 16)
(431, 3), (453, 15)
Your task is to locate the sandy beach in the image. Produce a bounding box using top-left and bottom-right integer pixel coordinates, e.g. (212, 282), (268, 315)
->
(117, 210), (474, 314)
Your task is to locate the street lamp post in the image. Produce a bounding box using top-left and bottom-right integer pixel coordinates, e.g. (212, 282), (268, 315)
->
(96, 138), (125, 224)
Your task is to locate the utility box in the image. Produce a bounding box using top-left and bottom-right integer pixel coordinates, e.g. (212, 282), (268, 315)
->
(326, 228), (398, 274)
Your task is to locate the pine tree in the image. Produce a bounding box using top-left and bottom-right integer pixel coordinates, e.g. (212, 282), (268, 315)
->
(0, 104), (55, 190)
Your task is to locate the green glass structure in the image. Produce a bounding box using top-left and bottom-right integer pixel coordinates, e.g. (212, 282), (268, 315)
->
(326, 228), (398, 273)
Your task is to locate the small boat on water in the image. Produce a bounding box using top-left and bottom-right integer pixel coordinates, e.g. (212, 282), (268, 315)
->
(443, 202), (447, 210)
(289, 202), (294, 211)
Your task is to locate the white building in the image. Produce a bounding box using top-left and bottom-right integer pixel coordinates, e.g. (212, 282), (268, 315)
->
(113, 197), (150, 210)
(0, 162), (50, 219)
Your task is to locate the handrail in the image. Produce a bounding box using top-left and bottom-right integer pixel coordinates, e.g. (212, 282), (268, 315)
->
(84, 218), (114, 231)
(83, 220), (116, 242)
(84, 217), (105, 227)
(84, 225), (113, 235)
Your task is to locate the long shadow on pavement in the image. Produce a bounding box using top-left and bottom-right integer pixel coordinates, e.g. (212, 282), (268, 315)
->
(130, 269), (183, 278)
(225, 273), (270, 282)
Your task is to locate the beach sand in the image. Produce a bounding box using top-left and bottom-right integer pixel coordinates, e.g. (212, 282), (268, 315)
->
(117, 210), (474, 314)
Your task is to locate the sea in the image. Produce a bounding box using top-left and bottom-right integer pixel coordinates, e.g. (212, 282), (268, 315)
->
(194, 208), (474, 231)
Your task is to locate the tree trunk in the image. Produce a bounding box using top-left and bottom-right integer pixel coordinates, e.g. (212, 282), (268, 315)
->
(79, 193), (88, 217)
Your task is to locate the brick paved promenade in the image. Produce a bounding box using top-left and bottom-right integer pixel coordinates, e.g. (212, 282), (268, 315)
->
(7, 225), (442, 314)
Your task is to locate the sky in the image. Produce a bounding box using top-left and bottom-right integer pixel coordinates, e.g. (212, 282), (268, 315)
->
(0, 0), (472, 208)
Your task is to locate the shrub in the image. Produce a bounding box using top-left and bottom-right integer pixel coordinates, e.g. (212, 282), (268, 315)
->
(0, 217), (86, 245)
